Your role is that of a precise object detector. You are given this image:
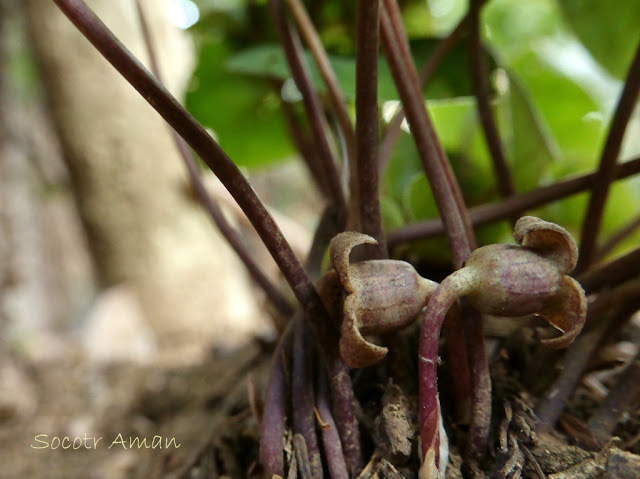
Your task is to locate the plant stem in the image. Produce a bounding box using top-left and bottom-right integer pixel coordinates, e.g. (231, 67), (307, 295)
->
(134, 0), (293, 319)
(534, 319), (608, 434)
(418, 271), (472, 466)
(305, 206), (340, 280)
(587, 351), (640, 443)
(269, 0), (348, 227)
(468, 0), (515, 201)
(387, 156), (640, 246)
(285, 0), (356, 172)
(316, 357), (350, 479)
(535, 279), (640, 432)
(324, 343), (363, 476)
(594, 213), (640, 261)
(378, 15), (468, 171)
(442, 304), (473, 423)
(355, 0), (386, 258)
(279, 96), (332, 197)
(293, 317), (323, 478)
(578, 245), (640, 294)
(577, 41), (640, 272)
(53, 0), (324, 320)
(380, 0), (493, 461)
(260, 324), (293, 477)
(463, 304), (491, 460)
(379, 0), (475, 266)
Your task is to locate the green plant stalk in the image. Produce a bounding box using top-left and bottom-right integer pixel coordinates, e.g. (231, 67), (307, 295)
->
(577, 40), (640, 272)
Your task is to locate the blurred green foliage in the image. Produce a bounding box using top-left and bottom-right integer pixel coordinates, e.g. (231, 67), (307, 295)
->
(185, 0), (640, 256)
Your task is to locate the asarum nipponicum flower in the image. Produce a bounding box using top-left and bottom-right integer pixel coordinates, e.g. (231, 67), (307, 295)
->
(327, 231), (438, 368)
(418, 216), (587, 478)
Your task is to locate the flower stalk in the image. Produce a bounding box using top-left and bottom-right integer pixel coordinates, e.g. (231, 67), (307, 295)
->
(419, 217), (586, 475)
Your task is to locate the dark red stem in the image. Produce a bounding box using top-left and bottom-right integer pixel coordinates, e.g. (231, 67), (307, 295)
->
(325, 346), (363, 476)
(379, 0), (475, 266)
(269, 0), (348, 227)
(418, 274), (467, 464)
(355, 0), (386, 258)
(380, 0), (489, 459)
(577, 40), (640, 272)
(387, 156), (640, 246)
(379, 16), (469, 171)
(468, 0), (515, 200)
(292, 317), (323, 478)
(260, 326), (293, 476)
(316, 361), (350, 479)
(285, 0), (355, 170)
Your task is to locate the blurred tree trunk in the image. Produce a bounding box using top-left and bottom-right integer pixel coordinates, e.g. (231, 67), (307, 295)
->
(1, 0), (92, 357)
(24, 0), (268, 361)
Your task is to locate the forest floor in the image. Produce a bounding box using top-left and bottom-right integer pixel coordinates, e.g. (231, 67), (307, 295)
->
(3, 315), (640, 478)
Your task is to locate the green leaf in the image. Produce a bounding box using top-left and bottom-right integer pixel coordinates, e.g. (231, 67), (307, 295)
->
(226, 39), (489, 102)
(404, 173), (439, 222)
(225, 43), (399, 100)
(500, 70), (560, 191)
(185, 41), (295, 169)
(380, 195), (407, 232)
(557, 0), (640, 79)
(502, 51), (605, 172)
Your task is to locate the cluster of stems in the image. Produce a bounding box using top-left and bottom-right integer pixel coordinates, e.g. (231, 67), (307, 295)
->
(52, 0), (640, 477)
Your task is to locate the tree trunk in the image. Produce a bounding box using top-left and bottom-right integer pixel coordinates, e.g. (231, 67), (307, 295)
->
(25, 0), (268, 361)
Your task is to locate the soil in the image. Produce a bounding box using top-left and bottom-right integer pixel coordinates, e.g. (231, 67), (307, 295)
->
(2, 315), (640, 478)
